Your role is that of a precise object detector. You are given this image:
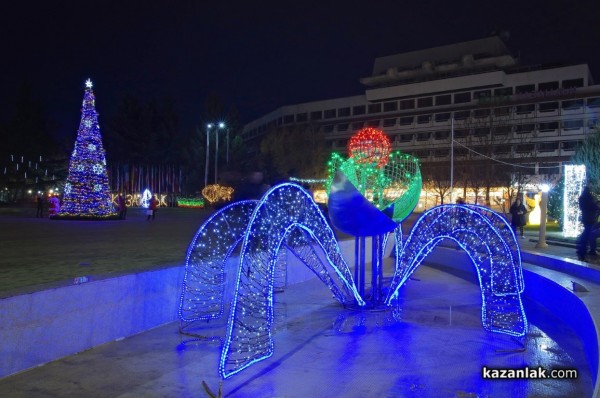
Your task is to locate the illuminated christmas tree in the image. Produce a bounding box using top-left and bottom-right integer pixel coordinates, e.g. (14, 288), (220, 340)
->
(55, 79), (117, 219)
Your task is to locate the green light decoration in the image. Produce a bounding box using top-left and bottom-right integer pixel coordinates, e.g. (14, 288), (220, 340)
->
(326, 129), (421, 222)
(177, 197), (205, 209)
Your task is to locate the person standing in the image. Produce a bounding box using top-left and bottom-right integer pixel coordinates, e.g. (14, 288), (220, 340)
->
(509, 197), (527, 239)
(576, 186), (600, 261)
(36, 195), (44, 218)
(147, 195), (158, 221)
(117, 193), (127, 220)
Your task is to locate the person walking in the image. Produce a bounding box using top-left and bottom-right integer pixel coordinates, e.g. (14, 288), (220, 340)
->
(147, 195), (158, 221)
(117, 193), (127, 220)
(36, 194), (44, 218)
(576, 186), (600, 261)
(509, 197), (527, 239)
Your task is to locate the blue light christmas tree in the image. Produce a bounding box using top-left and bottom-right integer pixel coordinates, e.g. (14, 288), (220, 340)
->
(55, 79), (117, 219)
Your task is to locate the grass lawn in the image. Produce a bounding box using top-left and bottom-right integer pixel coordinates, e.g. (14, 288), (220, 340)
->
(0, 206), (213, 296)
(524, 222), (562, 233)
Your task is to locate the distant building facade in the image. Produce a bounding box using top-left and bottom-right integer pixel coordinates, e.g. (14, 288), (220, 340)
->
(242, 37), (600, 205)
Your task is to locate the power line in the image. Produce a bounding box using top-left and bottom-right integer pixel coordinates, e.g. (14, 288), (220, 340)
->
(451, 139), (564, 169)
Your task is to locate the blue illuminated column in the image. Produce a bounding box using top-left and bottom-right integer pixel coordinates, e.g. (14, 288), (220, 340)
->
(563, 165), (586, 237)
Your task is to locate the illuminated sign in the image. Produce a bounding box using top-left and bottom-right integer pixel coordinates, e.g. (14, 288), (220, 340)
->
(111, 193), (167, 207)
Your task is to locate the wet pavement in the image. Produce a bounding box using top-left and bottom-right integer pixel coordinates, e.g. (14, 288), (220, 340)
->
(0, 262), (593, 397)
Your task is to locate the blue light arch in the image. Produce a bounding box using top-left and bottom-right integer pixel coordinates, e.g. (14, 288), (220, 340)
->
(386, 204), (527, 337)
(219, 183), (364, 378)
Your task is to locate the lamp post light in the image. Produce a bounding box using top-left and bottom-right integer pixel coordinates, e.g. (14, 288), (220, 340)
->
(536, 184), (550, 248)
(204, 123), (213, 188)
(215, 122), (225, 183)
(226, 127), (230, 165)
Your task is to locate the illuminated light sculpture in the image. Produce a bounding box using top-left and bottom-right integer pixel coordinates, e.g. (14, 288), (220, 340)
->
(54, 79), (117, 220)
(141, 189), (152, 208)
(327, 131), (421, 221)
(202, 184), (235, 204)
(327, 128), (421, 305)
(180, 130), (527, 378)
(180, 184), (527, 379)
(180, 200), (259, 321)
(563, 164), (586, 237)
(348, 127), (392, 167)
(176, 197), (205, 209)
(526, 193), (542, 225)
(385, 204), (527, 336)
(180, 184), (364, 377)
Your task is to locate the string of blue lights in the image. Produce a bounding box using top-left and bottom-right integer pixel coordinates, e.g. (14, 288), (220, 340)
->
(179, 184), (528, 379)
(386, 204), (527, 337)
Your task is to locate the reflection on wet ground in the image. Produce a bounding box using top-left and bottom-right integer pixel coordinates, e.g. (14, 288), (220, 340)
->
(0, 265), (592, 397)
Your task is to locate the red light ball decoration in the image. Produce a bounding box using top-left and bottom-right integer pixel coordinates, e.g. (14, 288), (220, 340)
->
(348, 127), (392, 167)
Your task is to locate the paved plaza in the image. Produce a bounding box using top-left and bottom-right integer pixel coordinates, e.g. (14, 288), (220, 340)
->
(0, 264), (594, 397)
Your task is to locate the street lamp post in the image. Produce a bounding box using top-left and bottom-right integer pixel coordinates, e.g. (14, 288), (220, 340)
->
(536, 184), (550, 248)
(204, 123), (213, 188)
(204, 122), (227, 186)
(214, 122), (225, 184)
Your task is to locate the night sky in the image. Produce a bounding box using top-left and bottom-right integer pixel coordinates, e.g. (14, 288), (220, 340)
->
(2, 0), (600, 139)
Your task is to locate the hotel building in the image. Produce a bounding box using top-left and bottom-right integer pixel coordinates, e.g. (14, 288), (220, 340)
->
(241, 37), (600, 206)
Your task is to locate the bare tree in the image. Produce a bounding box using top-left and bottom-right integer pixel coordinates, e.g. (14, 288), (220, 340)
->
(260, 122), (327, 182)
(422, 161), (452, 205)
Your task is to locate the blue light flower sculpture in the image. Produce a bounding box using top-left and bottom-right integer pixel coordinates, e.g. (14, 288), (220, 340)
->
(179, 129), (527, 379)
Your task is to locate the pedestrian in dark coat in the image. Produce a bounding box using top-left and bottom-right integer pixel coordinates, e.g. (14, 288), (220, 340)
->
(576, 186), (600, 261)
(36, 195), (44, 218)
(117, 194), (127, 220)
(509, 198), (527, 239)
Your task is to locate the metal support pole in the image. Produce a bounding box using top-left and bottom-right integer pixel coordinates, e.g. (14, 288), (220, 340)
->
(354, 236), (359, 291)
(450, 117), (454, 204)
(359, 236), (366, 299)
(536, 186), (549, 248)
(204, 126), (210, 187)
(371, 235), (377, 303)
(215, 129), (219, 184)
(378, 234), (384, 301)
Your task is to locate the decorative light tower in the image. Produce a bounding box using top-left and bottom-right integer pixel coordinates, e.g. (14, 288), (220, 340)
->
(563, 164), (586, 237)
(54, 79), (117, 220)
